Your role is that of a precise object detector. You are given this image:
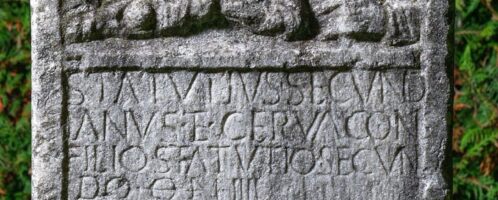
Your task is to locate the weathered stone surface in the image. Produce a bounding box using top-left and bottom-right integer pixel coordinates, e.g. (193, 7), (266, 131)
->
(32, 0), (452, 199)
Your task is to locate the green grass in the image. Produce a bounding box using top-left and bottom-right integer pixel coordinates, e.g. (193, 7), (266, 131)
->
(0, 0), (497, 199)
(453, 0), (498, 199)
(0, 1), (31, 199)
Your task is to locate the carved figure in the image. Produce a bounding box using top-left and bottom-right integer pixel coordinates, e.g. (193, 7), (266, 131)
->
(220, 0), (307, 40)
(309, 0), (386, 41)
(120, 0), (216, 36)
(63, 0), (420, 45)
(152, 0), (216, 35)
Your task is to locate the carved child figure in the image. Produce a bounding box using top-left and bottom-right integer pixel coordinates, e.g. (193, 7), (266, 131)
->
(122, 0), (216, 37)
(122, 0), (307, 39)
(220, 0), (308, 40)
(66, 0), (216, 41)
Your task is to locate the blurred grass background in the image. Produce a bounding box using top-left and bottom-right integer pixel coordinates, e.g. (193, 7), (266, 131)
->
(0, 0), (497, 199)
(454, 0), (498, 198)
(0, 1), (31, 199)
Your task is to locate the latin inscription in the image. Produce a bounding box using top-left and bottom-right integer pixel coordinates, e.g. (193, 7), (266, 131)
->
(32, 0), (450, 198)
(67, 70), (424, 199)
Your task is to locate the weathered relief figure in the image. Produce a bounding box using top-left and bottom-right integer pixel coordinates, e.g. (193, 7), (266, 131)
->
(64, 0), (310, 41)
(63, 0), (421, 44)
(64, 0), (217, 41)
(152, 0), (216, 35)
(309, 0), (386, 40)
(220, 0), (307, 39)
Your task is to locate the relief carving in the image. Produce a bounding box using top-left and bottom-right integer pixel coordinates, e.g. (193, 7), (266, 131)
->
(310, 0), (386, 41)
(220, 0), (311, 40)
(62, 0), (421, 44)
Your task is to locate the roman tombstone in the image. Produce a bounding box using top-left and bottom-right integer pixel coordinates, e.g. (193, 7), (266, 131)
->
(32, 0), (452, 199)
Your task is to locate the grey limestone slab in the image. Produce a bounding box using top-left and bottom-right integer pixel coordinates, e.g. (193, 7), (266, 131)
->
(32, 0), (452, 199)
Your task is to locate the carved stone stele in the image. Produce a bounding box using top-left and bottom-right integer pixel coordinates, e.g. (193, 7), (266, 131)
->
(32, 0), (452, 199)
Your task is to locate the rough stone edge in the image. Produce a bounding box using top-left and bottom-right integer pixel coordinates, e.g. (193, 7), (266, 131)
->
(419, 0), (453, 199)
(31, 0), (64, 199)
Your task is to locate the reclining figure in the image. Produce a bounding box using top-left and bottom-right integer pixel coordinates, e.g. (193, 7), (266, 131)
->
(63, 0), (419, 45)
